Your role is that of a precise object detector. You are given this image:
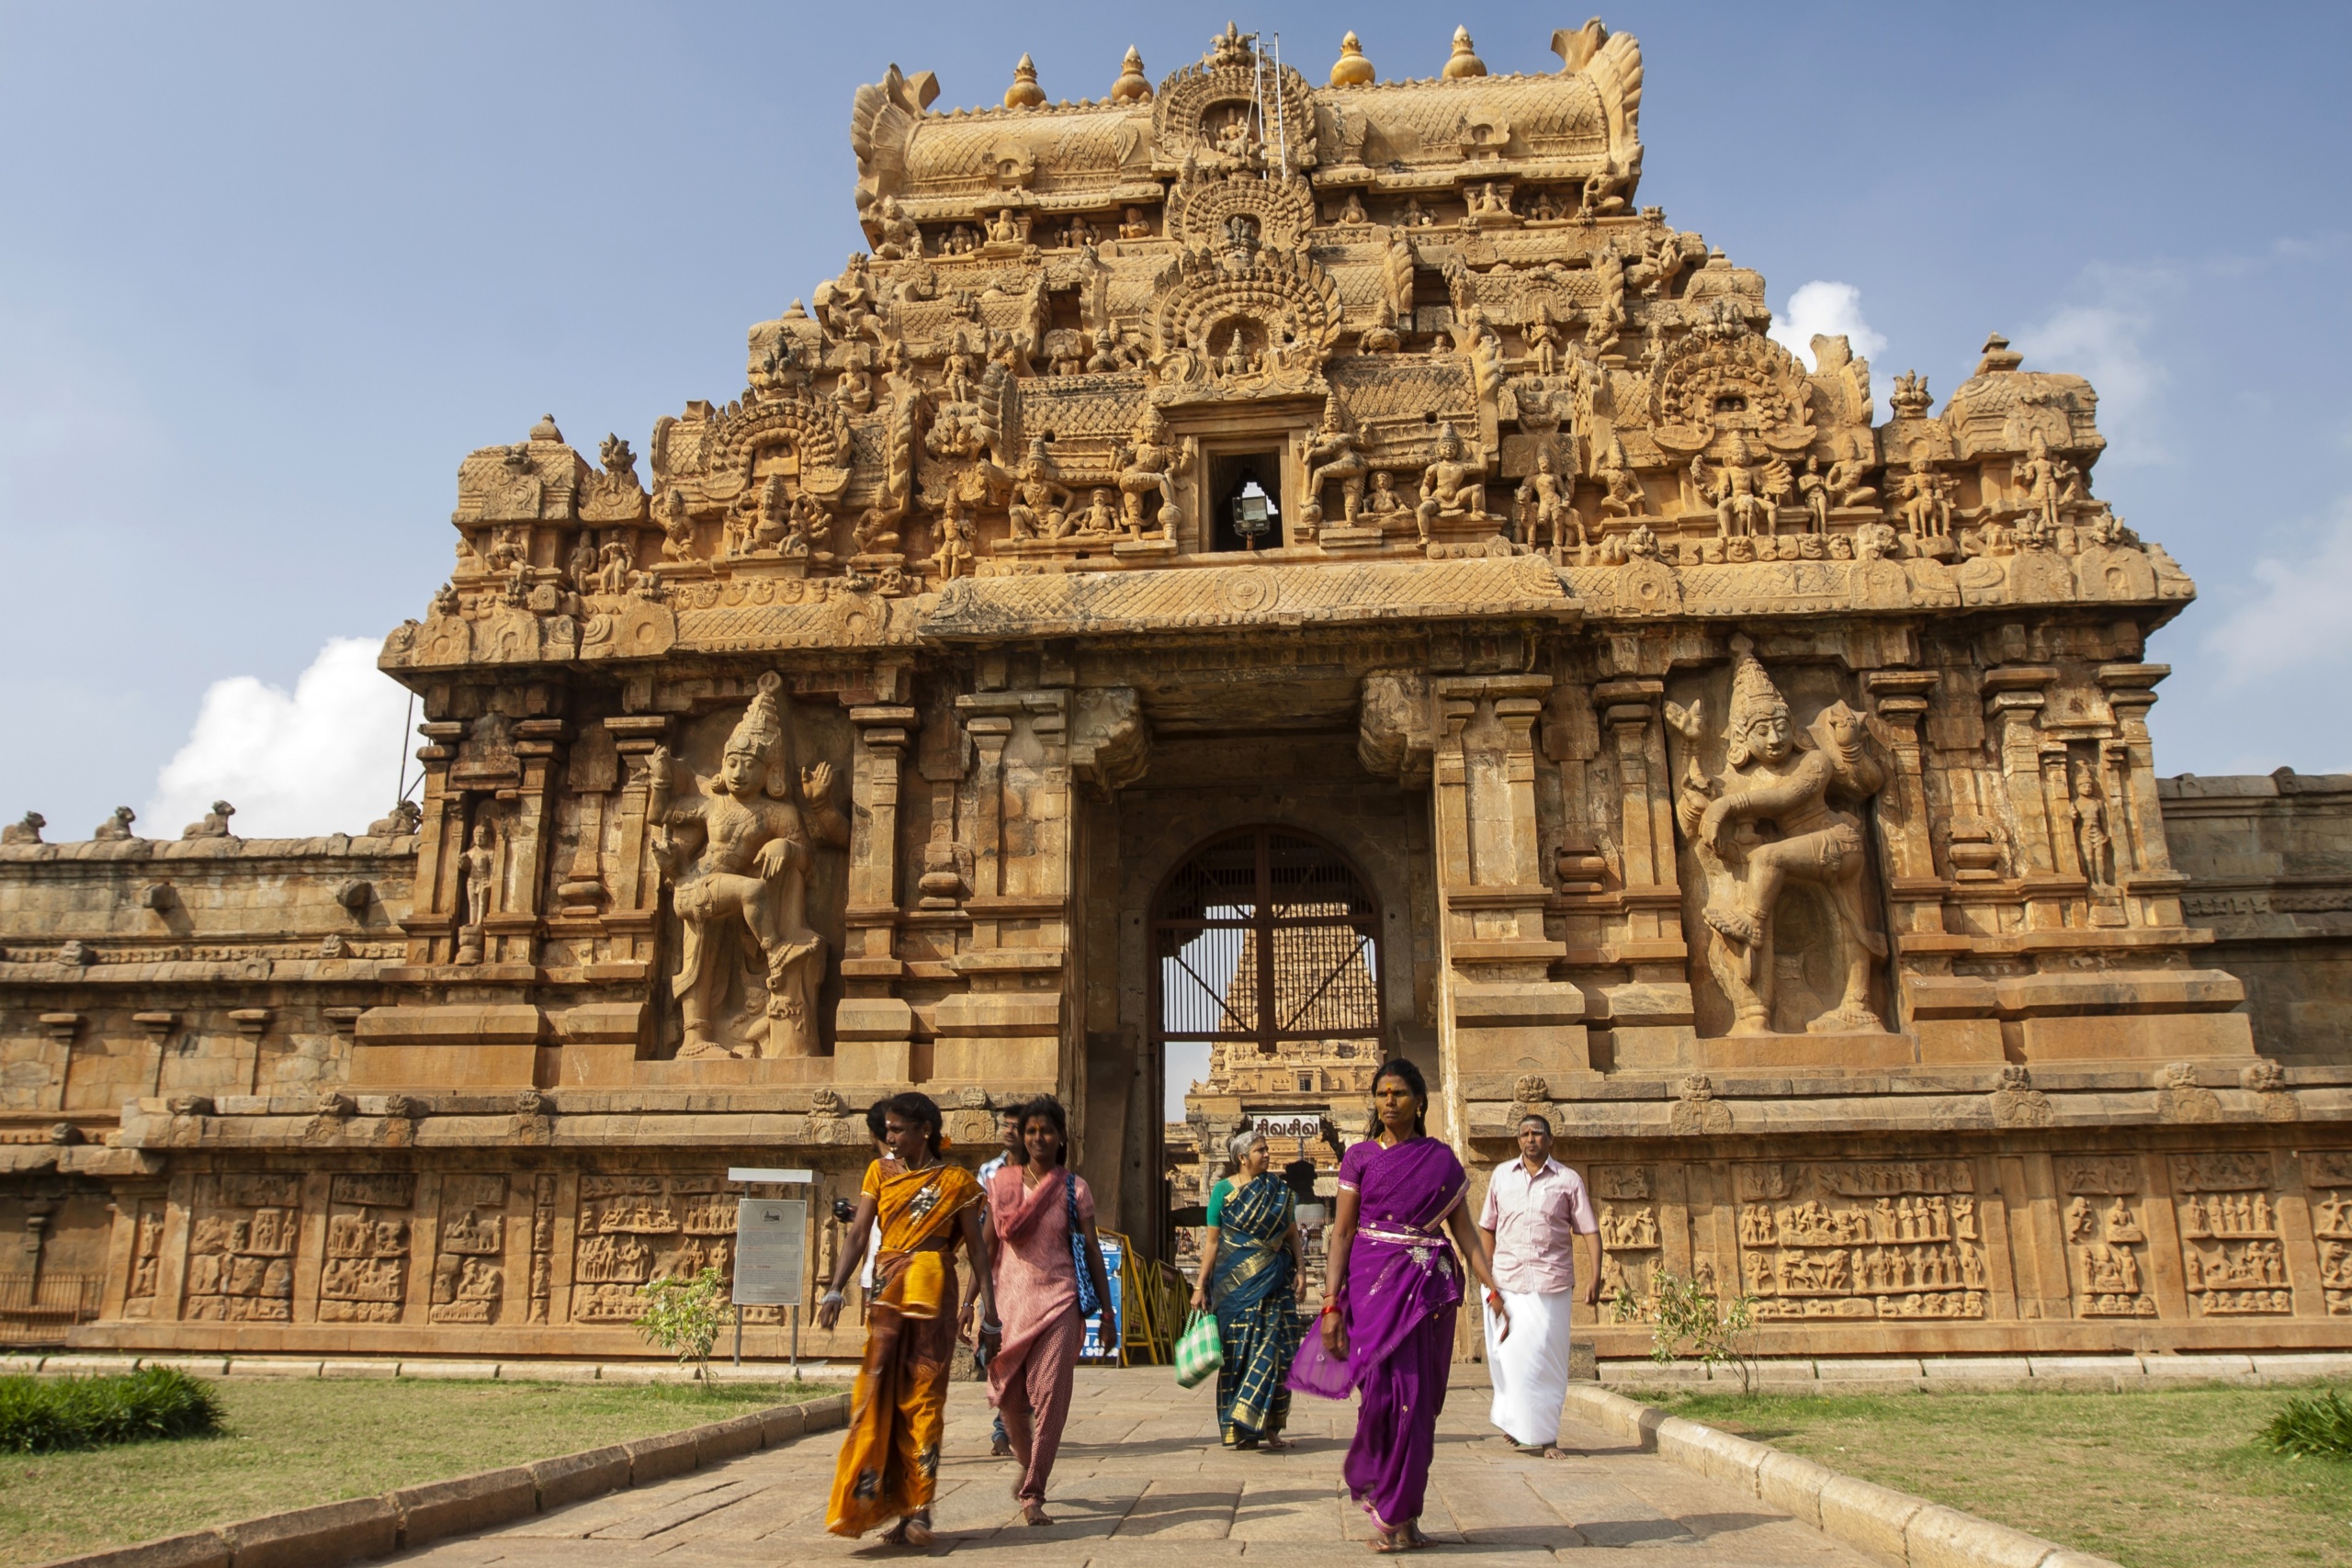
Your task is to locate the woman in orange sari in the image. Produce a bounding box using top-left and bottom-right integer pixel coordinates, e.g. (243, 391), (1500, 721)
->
(816, 1091), (993, 1546)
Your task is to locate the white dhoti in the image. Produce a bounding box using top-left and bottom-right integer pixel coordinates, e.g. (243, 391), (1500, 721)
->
(1486, 1288), (1575, 1447)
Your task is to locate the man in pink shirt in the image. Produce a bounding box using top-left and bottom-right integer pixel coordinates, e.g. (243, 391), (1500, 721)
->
(1477, 1112), (1600, 1455)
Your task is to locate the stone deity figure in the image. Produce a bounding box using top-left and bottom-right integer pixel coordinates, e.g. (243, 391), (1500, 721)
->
(1361, 469), (1404, 519)
(1075, 489), (1118, 537)
(1895, 457), (1952, 541)
(1796, 457), (1831, 535)
(649, 673), (848, 1059)
(2070, 763), (2115, 889)
(1118, 208), (1151, 240)
(1116, 410), (1186, 538)
(871, 196), (922, 260)
(653, 489), (696, 561)
(929, 502), (973, 581)
(1415, 421), (1489, 543)
(1523, 308), (1561, 376)
(1, 812), (43, 846)
(1692, 437), (1788, 538)
(2012, 433), (2079, 532)
(1516, 446), (1580, 561)
(1668, 637), (1888, 1035)
(458, 819), (497, 965)
(1595, 436), (1646, 518)
(1334, 191), (1367, 224)
(1006, 440), (1071, 541)
(1301, 397), (1368, 530)
(93, 807), (137, 841)
(183, 801), (237, 839)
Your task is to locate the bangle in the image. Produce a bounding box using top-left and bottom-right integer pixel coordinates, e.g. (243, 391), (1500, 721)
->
(1319, 1303), (1342, 1317)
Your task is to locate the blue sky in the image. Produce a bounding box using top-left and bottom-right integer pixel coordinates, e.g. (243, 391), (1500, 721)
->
(3, 1), (2347, 839)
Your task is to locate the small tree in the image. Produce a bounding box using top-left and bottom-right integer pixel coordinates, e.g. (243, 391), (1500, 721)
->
(1611, 1267), (1761, 1395)
(636, 1265), (734, 1381)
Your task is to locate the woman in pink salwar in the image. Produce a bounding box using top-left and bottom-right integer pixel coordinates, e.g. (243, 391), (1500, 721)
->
(1291, 1060), (1511, 1553)
(984, 1096), (1114, 1526)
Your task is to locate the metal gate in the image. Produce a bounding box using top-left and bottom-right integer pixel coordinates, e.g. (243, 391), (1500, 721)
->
(1152, 827), (1384, 1056)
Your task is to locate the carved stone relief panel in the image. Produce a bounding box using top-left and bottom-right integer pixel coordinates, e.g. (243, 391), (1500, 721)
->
(2309, 1151), (2352, 1316)
(2171, 1153), (2292, 1318)
(2056, 1156), (2155, 1318)
(571, 1173), (733, 1322)
(185, 1173), (300, 1322)
(1662, 641), (1891, 1038)
(320, 1172), (415, 1324)
(123, 1199), (166, 1319)
(430, 1174), (508, 1325)
(1589, 1165), (1658, 1301)
(528, 1173), (558, 1324)
(1734, 1159), (1985, 1321)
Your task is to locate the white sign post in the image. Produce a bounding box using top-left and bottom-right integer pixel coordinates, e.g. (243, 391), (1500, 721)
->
(731, 1188), (810, 1371)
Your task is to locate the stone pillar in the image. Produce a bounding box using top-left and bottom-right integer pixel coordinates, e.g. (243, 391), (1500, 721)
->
(2098, 663), (2188, 928)
(1429, 674), (1584, 1145)
(401, 720), (466, 967)
(601, 715), (671, 972)
(837, 705), (917, 1082)
(1982, 665), (2066, 930)
(933, 691), (1073, 1090)
(1595, 678), (1696, 1064)
(483, 717), (564, 968)
(1863, 671), (1946, 931)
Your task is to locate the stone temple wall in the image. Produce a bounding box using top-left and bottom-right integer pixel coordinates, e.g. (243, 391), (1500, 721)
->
(0, 19), (2344, 1361)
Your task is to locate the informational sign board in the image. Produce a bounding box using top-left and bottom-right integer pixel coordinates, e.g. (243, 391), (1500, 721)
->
(731, 1198), (807, 1306)
(1080, 1229), (1125, 1361)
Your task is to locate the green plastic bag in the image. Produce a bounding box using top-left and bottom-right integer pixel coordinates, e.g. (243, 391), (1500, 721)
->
(1173, 1309), (1224, 1389)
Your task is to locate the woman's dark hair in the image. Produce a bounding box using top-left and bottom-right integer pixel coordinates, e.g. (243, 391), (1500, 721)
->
(1364, 1057), (1430, 1140)
(1019, 1095), (1069, 1166)
(881, 1090), (944, 1156)
(865, 1099), (890, 1143)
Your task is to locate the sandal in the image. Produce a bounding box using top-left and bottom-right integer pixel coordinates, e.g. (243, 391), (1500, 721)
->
(882, 1515), (934, 1549)
(1369, 1524), (1406, 1554)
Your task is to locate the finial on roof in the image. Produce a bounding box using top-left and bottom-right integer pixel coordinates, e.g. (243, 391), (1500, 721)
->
(1004, 53), (1045, 109)
(529, 414), (563, 443)
(1112, 46), (1151, 103)
(1442, 25), (1486, 79)
(1975, 332), (2025, 375)
(1330, 31), (1376, 86)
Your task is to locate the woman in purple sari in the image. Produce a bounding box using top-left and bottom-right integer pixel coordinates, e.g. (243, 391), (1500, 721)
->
(1290, 1060), (1511, 1552)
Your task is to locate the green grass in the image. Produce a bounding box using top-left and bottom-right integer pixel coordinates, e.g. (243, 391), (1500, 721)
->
(1628, 1382), (2352, 1568)
(0, 1376), (827, 1567)
(0, 1369), (221, 1453)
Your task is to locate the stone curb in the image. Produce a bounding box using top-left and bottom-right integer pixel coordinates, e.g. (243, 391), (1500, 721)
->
(1560, 1384), (2123, 1568)
(1, 1354), (855, 1383)
(28, 1392), (849, 1568)
(1595, 1349), (2350, 1393)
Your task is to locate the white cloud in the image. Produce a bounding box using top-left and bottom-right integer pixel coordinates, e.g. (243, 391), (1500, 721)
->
(2013, 265), (2174, 466)
(1769, 280), (1889, 374)
(2200, 492), (2352, 689)
(145, 637), (413, 840)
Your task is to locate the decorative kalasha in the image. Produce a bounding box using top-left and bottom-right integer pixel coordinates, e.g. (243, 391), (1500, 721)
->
(0, 20), (2340, 1371)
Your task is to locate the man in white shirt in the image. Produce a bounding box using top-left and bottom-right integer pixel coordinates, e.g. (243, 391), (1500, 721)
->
(1477, 1112), (1600, 1456)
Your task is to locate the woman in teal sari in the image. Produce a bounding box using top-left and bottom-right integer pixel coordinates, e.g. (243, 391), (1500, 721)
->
(1189, 1129), (1303, 1450)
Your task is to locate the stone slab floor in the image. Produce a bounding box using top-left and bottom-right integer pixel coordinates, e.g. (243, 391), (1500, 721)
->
(392, 1368), (1873, 1568)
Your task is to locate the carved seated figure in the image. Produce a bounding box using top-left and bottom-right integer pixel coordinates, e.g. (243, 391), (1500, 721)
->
(1, 812), (43, 846)
(183, 800), (236, 840)
(1596, 436), (1646, 518)
(1692, 437), (1789, 538)
(1334, 191), (1367, 224)
(1360, 468), (1405, 519)
(368, 800), (423, 838)
(1668, 638), (1887, 1036)
(1414, 421), (1488, 543)
(1075, 489), (1119, 537)
(872, 197), (922, 260)
(93, 806), (138, 841)
(1118, 207), (1151, 240)
(1006, 440), (1072, 541)
(649, 674), (847, 1058)
(1895, 458), (1953, 541)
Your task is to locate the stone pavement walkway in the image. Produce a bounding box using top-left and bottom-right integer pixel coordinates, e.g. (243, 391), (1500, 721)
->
(390, 1367), (1873, 1567)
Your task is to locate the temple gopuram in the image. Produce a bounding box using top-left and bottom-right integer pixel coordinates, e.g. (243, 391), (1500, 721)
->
(3, 20), (2348, 1364)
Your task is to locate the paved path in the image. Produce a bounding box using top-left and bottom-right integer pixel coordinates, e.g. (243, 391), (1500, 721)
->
(391, 1368), (1872, 1567)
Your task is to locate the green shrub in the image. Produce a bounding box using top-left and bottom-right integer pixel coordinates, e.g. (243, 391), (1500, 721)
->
(2265, 1389), (2352, 1460)
(636, 1266), (734, 1377)
(0, 1367), (224, 1453)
